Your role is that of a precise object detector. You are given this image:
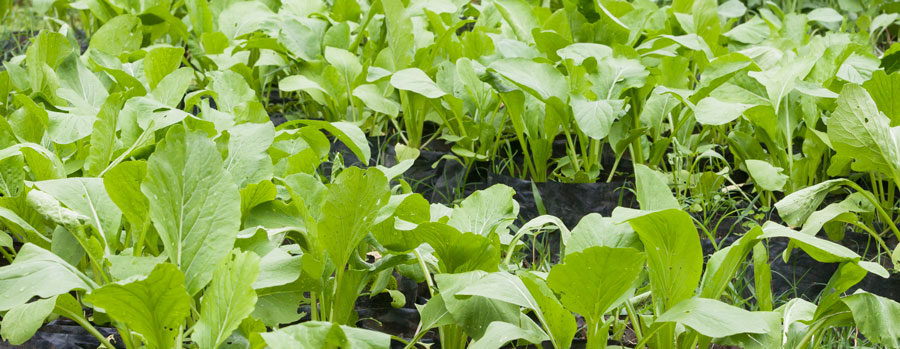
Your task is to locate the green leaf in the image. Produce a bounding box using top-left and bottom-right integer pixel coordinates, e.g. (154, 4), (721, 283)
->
(693, 97), (755, 125)
(86, 263), (191, 349)
(103, 161), (150, 230)
(0, 244), (96, 312)
(760, 222), (859, 263)
(253, 247), (301, 289)
(698, 227), (764, 299)
(447, 184), (518, 237)
(458, 272), (541, 310)
(570, 96), (619, 140)
(0, 154), (24, 198)
(568, 214), (641, 254)
(144, 46), (185, 90)
(434, 271), (520, 339)
(724, 17), (769, 44)
(142, 126), (242, 295)
(223, 123), (275, 188)
(634, 164), (679, 211)
(84, 93), (125, 176)
(548, 246), (644, 323)
(318, 167), (390, 268)
(90, 14), (143, 55)
(279, 19), (323, 62)
(261, 321), (390, 349)
(353, 84), (400, 118)
(841, 292), (900, 347)
(0, 296), (57, 345)
(807, 8), (843, 23)
(744, 160), (788, 192)
(210, 70), (257, 115)
(299, 120), (371, 164)
(390, 68), (447, 99)
(324, 46), (362, 82)
(862, 70), (900, 127)
(471, 320), (548, 349)
(494, 0), (539, 42)
(619, 208), (702, 313)
(774, 179), (849, 227)
(414, 222), (500, 274)
(34, 178), (123, 252)
(371, 194), (430, 253)
(828, 84), (900, 181)
(193, 249), (260, 349)
(489, 58), (567, 103)
(656, 298), (771, 338)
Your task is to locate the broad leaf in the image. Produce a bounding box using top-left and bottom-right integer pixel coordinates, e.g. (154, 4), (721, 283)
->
(318, 167), (390, 268)
(193, 249), (261, 349)
(0, 244), (96, 311)
(85, 263), (191, 349)
(656, 298), (771, 338)
(619, 208), (702, 313)
(447, 184), (518, 237)
(827, 84), (900, 181)
(548, 246), (645, 323)
(142, 126), (242, 295)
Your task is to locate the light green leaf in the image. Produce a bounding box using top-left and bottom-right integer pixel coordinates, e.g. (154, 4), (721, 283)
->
(494, 0), (538, 42)
(299, 120), (371, 164)
(193, 249), (260, 349)
(548, 246), (644, 323)
(694, 97), (755, 125)
(144, 46), (185, 90)
(86, 263), (191, 349)
(862, 70), (900, 126)
(261, 321), (391, 349)
(807, 8), (842, 23)
(634, 164), (679, 211)
(489, 58), (567, 103)
(415, 223), (502, 274)
(0, 295), (57, 345)
(458, 271), (540, 310)
(434, 271), (520, 339)
(390, 68), (447, 99)
(0, 244), (95, 311)
(447, 184), (518, 237)
(279, 18), (322, 62)
(557, 43), (613, 65)
(142, 126), (242, 295)
(745, 160), (788, 192)
(469, 318), (548, 349)
(103, 161), (149, 230)
(223, 123), (275, 188)
(210, 70), (256, 114)
(570, 96), (619, 140)
(621, 208), (702, 313)
(318, 167), (390, 268)
(34, 178), (123, 252)
(353, 84), (400, 118)
(324, 46), (362, 82)
(841, 292), (900, 347)
(90, 14), (143, 55)
(656, 298), (771, 338)
(84, 93), (125, 176)
(760, 222), (859, 263)
(568, 214), (641, 254)
(774, 179), (849, 227)
(698, 227), (764, 299)
(253, 247), (301, 289)
(828, 84), (900, 180)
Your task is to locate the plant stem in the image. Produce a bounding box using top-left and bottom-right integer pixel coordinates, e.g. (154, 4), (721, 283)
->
(413, 248), (435, 297)
(54, 305), (117, 349)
